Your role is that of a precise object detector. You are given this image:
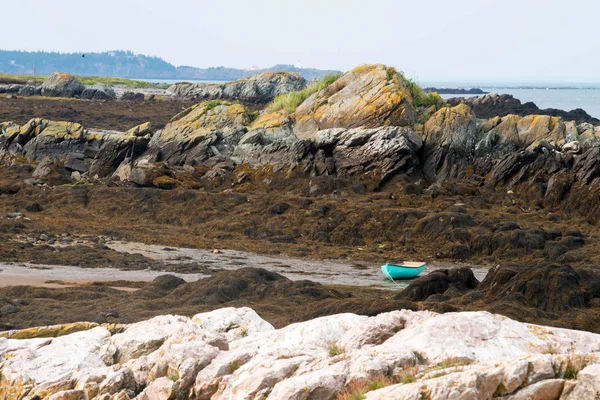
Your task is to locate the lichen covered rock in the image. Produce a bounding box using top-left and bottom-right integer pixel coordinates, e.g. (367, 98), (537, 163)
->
(40, 72), (85, 97)
(293, 64), (416, 139)
(151, 100), (252, 165)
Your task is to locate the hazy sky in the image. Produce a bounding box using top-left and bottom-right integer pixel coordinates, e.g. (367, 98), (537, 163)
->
(3, 0), (599, 83)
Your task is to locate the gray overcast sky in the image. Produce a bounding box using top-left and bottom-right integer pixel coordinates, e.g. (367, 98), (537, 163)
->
(3, 0), (599, 83)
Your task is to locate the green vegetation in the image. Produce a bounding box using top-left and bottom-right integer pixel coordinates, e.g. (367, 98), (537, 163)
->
(0, 73), (169, 89)
(385, 67), (443, 110)
(328, 343), (344, 357)
(404, 77), (443, 109)
(229, 361), (241, 374)
(561, 358), (580, 379)
(267, 73), (341, 114)
(434, 357), (473, 370)
(78, 76), (170, 89)
(0, 73), (46, 84)
(398, 369), (417, 384)
(168, 373), (179, 382)
(204, 99), (223, 110)
(337, 376), (396, 400)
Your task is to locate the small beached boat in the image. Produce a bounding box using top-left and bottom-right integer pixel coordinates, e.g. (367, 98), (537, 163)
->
(381, 262), (426, 280)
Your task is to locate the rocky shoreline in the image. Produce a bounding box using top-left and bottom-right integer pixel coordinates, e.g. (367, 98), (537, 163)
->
(1, 63), (600, 398)
(446, 92), (600, 125)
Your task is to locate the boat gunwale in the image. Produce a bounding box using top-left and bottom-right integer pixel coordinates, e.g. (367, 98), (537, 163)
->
(383, 262), (426, 269)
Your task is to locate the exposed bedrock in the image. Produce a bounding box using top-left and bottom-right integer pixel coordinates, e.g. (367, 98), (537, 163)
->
(166, 71), (307, 103)
(1, 306), (600, 399)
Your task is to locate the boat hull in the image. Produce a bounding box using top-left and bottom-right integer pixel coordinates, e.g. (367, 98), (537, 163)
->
(381, 263), (426, 280)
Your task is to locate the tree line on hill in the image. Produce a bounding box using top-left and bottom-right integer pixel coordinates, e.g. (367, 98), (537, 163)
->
(0, 50), (339, 82)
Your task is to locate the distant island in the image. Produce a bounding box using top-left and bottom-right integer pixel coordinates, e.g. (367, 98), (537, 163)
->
(0, 50), (340, 82)
(424, 87), (488, 95)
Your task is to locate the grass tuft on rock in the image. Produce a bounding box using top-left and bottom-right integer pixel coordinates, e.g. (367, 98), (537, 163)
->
(267, 73), (341, 114)
(404, 77), (443, 109)
(204, 99), (223, 110)
(336, 376), (397, 400)
(328, 343), (344, 357)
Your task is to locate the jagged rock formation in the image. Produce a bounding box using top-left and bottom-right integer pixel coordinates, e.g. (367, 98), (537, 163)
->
(293, 64), (416, 139)
(147, 101), (253, 165)
(1, 307), (599, 399)
(447, 93), (600, 125)
(166, 72), (307, 103)
(0, 118), (151, 177)
(1, 65), (600, 225)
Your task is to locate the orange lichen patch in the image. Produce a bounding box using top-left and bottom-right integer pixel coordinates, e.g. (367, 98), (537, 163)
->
(423, 104), (476, 148)
(124, 122), (152, 137)
(527, 325), (555, 341)
(250, 110), (289, 130)
(15, 118), (86, 141)
(160, 101), (251, 142)
(40, 121), (85, 140)
(517, 115), (566, 147)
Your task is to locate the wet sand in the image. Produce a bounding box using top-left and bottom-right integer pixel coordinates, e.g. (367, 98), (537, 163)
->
(0, 241), (491, 290)
(107, 241), (491, 289)
(0, 262), (210, 289)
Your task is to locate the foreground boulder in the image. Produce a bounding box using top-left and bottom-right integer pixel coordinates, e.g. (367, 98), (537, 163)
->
(1, 308), (599, 399)
(40, 72), (85, 97)
(293, 64), (416, 139)
(166, 72), (306, 103)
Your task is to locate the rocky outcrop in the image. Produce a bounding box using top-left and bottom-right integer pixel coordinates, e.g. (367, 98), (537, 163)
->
(81, 84), (116, 100)
(0, 118), (152, 178)
(419, 103), (600, 188)
(310, 126), (423, 185)
(447, 93), (600, 125)
(422, 103), (477, 180)
(147, 101), (253, 165)
(166, 72), (306, 103)
(293, 64), (416, 139)
(0, 75), (116, 100)
(40, 72), (85, 97)
(1, 308), (599, 399)
(0, 84), (41, 96)
(2, 64), (600, 210)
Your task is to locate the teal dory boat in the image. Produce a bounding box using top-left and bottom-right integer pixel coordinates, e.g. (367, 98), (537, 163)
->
(381, 262), (426, 280)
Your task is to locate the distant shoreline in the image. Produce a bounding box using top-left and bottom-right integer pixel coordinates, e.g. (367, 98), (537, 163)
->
(425, 87), (488, 95)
